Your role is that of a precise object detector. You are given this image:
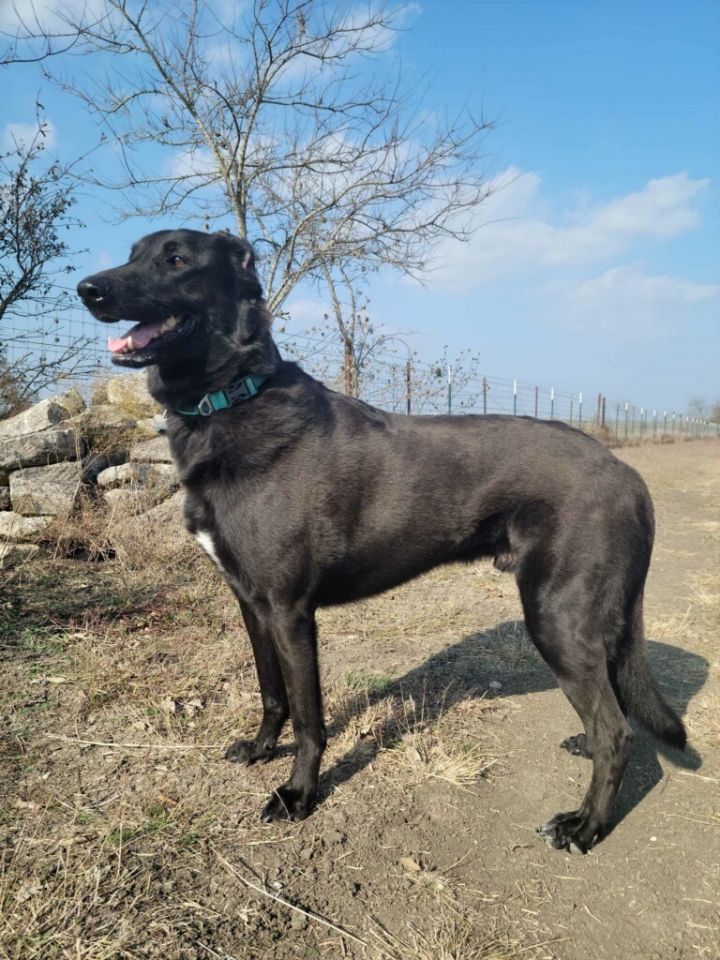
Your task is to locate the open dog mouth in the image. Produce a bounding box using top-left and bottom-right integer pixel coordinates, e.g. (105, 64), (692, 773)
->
(107, 315), (189, 356)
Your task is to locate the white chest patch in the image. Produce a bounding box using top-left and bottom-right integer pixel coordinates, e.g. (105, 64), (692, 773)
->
(195, 530), (225, 573)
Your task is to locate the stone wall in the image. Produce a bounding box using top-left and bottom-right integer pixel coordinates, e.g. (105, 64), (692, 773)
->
(0, 373), (183, 569)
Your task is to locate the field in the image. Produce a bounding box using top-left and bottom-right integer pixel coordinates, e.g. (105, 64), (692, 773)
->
(1, 439), (718, 960)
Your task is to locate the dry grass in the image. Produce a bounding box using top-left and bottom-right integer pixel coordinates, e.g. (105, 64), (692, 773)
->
(0, 545), (537, 960)
(3, 439), (719, 959)
(682, 572), (720, 747)
(369, 915), (534, 960)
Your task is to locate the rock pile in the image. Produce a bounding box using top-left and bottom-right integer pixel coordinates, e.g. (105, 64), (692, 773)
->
(0, 373), (183, 569)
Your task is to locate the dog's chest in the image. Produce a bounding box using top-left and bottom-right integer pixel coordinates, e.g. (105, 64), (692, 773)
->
(194, 529), (226, 573)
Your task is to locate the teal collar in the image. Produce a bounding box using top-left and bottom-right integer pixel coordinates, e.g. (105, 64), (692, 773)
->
(175, 374), (267, 417)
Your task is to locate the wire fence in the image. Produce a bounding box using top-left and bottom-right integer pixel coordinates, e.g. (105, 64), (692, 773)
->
(2, 301), (718, 441)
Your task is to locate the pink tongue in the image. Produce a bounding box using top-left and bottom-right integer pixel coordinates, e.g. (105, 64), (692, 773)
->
(108, 319), (165, 354)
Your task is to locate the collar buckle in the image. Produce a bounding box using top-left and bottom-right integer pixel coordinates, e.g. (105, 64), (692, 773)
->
(226, 378), (257, 402)
(175, 375), (266, 417)
(196, 394), (216, 416)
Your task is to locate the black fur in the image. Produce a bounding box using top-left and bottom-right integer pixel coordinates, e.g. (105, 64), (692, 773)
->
(78, 229), (686, 852)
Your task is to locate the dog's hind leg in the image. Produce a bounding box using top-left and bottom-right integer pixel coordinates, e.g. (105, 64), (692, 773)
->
(259, 603), (327, 823)
(225, 600), (289, 766)
(537, 666), (632, 852)
(519, 576), (633, 853)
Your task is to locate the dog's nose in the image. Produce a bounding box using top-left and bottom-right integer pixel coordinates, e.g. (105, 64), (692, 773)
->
(77, 276), (109, 305)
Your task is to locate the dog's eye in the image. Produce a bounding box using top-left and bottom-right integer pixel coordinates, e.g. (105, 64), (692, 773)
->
(168, 254), (187, 267)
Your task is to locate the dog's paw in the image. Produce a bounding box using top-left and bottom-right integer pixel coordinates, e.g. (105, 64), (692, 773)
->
(559, 733), (593, 759)
(260, 784), (313, 823)
(536, 811), (600, 854)
(224, 738), (275, 766)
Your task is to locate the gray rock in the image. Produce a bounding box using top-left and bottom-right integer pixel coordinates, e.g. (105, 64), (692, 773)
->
(104, 487), (154, 516)
(98, 460), (178, 492)
(109, 488), (188, 559)
(0, 398), (72, 438)
(0, 427), (81, 481)
(106, 372), (157, 412)
(0, 542), (40, 569)
(129, 436), (173, 463)
(10, 461), (83, 517)
(0, 512), (55, 541)
(97, 462), (155, 488)
(141, 488), (185, 524)
(69, 406), (137, 445)
(81, 450), (130, 486)
(56, 388), (87, 417)
(135, 418), (159, 436)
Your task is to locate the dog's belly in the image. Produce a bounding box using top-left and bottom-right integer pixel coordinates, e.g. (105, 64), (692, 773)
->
(314, 521), (503, 606)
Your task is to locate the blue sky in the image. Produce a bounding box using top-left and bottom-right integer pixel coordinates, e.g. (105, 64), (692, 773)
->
(2, 0), (718, 412)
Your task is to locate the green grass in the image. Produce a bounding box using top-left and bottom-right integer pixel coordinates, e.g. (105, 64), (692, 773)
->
(344, 669), (395, 694)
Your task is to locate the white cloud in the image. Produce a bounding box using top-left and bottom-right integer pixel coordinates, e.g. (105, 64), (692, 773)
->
(430, 169), (711, 291)
(2, 119), (57, 150)
(282, 296), (329, 326)
(536, 266), (720, 335)
(167, 146), (217, 180)
(0, 0), (103, 31)
(585, 175), (705, 239)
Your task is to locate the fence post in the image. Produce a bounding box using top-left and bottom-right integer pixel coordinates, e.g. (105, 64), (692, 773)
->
(482, 376), (488, 415)
(652, 409), (657, 438)
(405, 359), (412, 415)
(615, 403), (620, 439)
(513, 379), (517, 416)
(569, 393), (574, 424)
(601, 395), (606, 428)
(447, 364), (453, 415)
(640, 407), (644, 437)
(550, 387), (555, 421)
(534, 386), (539, 418)
(578, 392), (583, 427)
(624, 402), (629, 439)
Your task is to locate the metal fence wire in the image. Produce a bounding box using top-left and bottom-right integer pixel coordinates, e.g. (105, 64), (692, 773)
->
(2, 301), (718, 440)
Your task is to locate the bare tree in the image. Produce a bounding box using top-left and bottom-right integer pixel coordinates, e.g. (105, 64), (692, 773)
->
(319, 268), (409, 398)
(689, 396), (720, 425)
(275, 275), (394, 398)
(0, 111), (91, 415)
(3, 0), (493, 384)
(687, 397), (708, 419)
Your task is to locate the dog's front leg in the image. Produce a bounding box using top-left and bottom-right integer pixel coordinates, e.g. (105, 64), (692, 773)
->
(259, 603), (326, 823)
(225, 599), (289, 766)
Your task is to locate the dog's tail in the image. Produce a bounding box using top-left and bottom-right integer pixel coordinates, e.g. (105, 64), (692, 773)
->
(614, 596), (687, 749)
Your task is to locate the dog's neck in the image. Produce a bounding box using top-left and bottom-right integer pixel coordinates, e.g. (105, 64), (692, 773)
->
(147, 326), (281, 412)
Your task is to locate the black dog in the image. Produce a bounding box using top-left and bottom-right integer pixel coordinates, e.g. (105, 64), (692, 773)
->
(78, 229), (686, 853)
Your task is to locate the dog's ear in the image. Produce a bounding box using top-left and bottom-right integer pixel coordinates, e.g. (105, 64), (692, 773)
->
(216, 231), (262, 296)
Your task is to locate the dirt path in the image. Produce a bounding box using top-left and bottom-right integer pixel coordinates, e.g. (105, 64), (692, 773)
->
(310, 440), (720, 960)
(1, 439), (718, 959)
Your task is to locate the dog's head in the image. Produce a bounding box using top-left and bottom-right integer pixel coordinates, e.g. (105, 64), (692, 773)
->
(77, 229), (265, 370)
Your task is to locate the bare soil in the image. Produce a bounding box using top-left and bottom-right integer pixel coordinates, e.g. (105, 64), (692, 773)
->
(1, 439), (718, 960)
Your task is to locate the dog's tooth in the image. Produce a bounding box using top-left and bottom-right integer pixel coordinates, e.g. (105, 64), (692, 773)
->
(127, 336), (135, 351)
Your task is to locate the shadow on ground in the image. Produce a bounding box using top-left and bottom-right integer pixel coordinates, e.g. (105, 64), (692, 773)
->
(319, 620), (707, 835)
